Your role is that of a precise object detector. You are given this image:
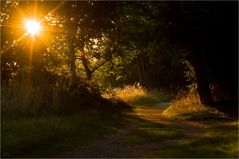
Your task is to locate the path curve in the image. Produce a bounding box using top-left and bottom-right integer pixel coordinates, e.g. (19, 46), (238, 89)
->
(133, 103), (207, 141)
(58, 102), (206, 158)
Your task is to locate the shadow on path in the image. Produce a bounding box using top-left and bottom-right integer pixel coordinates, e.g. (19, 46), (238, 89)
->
(58, 102), (209, 158)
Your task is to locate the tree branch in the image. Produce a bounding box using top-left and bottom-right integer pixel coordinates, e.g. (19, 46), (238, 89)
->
(91, 60), (107, 74)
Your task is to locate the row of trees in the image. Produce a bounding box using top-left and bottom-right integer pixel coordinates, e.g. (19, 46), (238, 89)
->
(1, 1), (237, 106)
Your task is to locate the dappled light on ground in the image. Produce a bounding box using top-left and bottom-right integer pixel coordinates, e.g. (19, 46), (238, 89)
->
(132, 104), (206, 139)
(129, 103), (238, 158)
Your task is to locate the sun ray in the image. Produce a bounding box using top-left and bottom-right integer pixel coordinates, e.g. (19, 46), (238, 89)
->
(47, 1), (65, 17)
(28, 39), (34, 72)
(14, 5), (27, 19)
(0, 23), (24, 29)
(0, 33), (27, 55)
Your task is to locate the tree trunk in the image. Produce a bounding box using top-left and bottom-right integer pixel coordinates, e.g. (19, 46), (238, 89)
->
(194, 66), (213, 106)
(136, 54), (145, 84)
(189, 47), (213, 106)
(67, 30), (77, 82)
(136, 60), (143, 84)
(168, 1), (214, 106)
(82, 52), (92, 80)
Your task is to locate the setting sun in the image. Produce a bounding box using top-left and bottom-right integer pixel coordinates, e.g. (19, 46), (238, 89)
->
(24, 19), (42, 36)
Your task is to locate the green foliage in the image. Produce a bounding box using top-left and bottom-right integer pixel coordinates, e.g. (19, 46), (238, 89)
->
(0, 1), (186, 90)
(109, 2), (186, 88)
(1, 1), (237, 105)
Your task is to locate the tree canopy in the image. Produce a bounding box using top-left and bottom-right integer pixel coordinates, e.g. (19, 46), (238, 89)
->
(1, 1), (237, 106)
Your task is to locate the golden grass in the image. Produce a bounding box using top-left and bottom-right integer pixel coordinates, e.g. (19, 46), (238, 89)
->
(102, 84), (146, 103)
(102, 84), (172, 106)
(112, 85), (146, 103)
(162, 93), (226, 119)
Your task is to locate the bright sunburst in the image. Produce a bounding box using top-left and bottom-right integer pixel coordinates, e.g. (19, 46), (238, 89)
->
(24, 19), (42, 36)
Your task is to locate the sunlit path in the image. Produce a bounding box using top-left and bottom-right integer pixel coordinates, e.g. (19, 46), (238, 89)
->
(58, 102), (206, 158)
(58, 101), (238, 158)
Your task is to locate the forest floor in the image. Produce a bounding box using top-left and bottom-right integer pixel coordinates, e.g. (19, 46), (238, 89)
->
(59, 102), (238, 158)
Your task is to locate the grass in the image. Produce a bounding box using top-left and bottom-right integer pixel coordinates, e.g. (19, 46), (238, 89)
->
(104, 84), (172, 106)
(1, 82), (77, 119)
(122, 121), (182, 145)
(149, 121), (239, 158)
(2, 82), (236, 158)
(162, 93), (227, 120)
(2, 80), (121, 120)
(1, 110), (126, 157)
(1, 81), (129, 157)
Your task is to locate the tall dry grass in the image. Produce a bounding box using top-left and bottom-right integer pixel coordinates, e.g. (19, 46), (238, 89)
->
(3, 83), (48, 119)
(162, 89), (226, 119)
(1, 81), (82, 120)
(112, 85), (146, 104)
(103, 84), (172, 105)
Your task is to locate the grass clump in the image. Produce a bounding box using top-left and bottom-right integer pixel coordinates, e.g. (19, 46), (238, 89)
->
(104, 84), (172, 106)
(162, 91), (227, 120)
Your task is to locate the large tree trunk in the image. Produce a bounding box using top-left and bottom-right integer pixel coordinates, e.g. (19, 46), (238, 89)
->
(167, 2), (214, 106)
(194, 65), (213, 106)
(189, 47), (213, 106)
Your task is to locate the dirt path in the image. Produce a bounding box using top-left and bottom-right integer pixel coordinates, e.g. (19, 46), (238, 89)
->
(133, 104), (207, 141)
(59, 120), (140, 158)
(59, 102), (207, 158)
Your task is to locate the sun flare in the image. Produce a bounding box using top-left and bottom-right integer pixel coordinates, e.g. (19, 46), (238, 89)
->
(24, 19), (42, 36)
